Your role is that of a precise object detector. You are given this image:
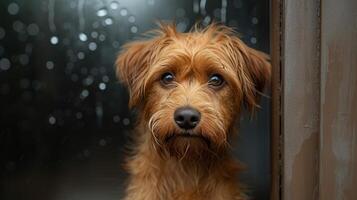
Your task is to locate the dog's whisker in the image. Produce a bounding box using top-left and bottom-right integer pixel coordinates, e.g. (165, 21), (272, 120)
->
(179, 144), (191, 162)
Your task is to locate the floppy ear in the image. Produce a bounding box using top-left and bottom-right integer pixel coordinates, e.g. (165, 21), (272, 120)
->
(241, 45), (271, 112)
(115, 40), (153, 108)
(115, 24), (177, 109)
(226, 35), (271, 112)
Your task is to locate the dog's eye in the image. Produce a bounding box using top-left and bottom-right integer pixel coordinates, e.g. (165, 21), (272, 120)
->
(208, 74), (225, 88)
(161, 72), (175, 85)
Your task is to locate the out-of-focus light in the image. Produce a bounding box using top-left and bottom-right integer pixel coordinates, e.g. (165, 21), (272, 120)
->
(128, 16), (136, 23)
(98, 82), (106, 90)
(89, 42), (97, 51)
(120, 8), (128, 16)
(27, 24), (39, 36)
(48, 116), (56, 125)
(46, 61), (54, 70)
(8, 3), (20, 15)
(50, 36), (59, 45)
(110, 1), (119, 10)
(79, 33), (88, 41)
(0, 58), (11, 71)
(104, 18), (113, 25)
(97, 8), (108, 17)
(130, 26), (138, 33)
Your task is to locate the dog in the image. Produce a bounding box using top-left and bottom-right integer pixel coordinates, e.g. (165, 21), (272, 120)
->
(115, 23), (271, 200)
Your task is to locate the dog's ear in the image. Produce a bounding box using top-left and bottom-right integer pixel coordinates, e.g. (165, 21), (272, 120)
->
(115, 40), (154, 108)
(228, 36), (271, 113)
(115, 24), (176, 108)
(241, 45), (271, 113)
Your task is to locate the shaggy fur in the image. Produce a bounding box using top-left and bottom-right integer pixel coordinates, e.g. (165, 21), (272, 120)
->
(115, 23), (271, 200)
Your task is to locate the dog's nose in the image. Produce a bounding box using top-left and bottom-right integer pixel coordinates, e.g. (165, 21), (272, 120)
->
(174, 106), (201, 130)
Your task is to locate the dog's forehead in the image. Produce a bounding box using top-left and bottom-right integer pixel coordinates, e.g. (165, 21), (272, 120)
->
(155, 39), (235, 73)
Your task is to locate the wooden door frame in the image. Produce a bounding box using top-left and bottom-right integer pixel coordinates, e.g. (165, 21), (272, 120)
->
(270, 0), (321, 199)
(271, 0), (357, 199)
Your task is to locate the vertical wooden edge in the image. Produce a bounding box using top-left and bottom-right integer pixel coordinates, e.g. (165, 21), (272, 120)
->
(270, 0), (282, 199)
(281, 0), (320, 199)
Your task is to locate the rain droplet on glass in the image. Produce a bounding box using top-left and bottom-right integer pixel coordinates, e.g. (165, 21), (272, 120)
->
(13, 21), (25, 33)
(50, 36), (59, 45)
(76, 112), (83, 119)
(27, 24), (39, 36)
(92, 21), (100, 29)
(91, 31), (98, 38)
(99, 139), (107, 146)
(89, 42), (97, 51)
(8, 3), (20, 15)
(77, 52), (85, 59)
(123, 118), (130, 126)
(250, 37), (257, 44)
(79, 33), (88, 41)
(202, 16), (211, 26)
(0, 58), (11, 71)
(104, 18), (113, 25)
(80, 89), (89, 99)
(46, 61), (54, 70)
(252, 17), (259, 25)
(98, 82), (106, 90)
(99, 34), (106, 41)
(83, 76), (94, 86)
(176, 22), (187, 32)
(113, 115), (120, 123)
(102, 75), (109, 82)
(97, 8), (108, 17)
(19, 54), (29, 66)
(112, 41), (120, 48)
(128, 16), (136, 23)
(49, 115), (56, 125)
(130, 26), (138, 33)
(120, 8), (128, 16)
(110, 1), (119, 10)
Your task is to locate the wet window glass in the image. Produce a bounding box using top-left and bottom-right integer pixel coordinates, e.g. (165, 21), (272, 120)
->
(0, 0), (270, 199)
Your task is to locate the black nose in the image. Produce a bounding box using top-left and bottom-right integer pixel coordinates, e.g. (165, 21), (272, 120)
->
(174, 106), (201, 130)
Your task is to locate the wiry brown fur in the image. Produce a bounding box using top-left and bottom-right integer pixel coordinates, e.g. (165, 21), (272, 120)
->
(115, 23), (271, 200)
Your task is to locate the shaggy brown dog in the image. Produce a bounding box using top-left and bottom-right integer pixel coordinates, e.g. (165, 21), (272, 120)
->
(115, 23), (271, 200)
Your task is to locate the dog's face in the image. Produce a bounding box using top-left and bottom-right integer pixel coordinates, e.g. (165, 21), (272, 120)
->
(116, 24), (270, 158)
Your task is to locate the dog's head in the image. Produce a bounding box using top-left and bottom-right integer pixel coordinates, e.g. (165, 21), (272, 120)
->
(116, 23), (270, 159)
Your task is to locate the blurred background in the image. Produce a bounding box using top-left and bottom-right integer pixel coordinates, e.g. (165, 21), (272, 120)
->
(0, 0), (270, 199)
